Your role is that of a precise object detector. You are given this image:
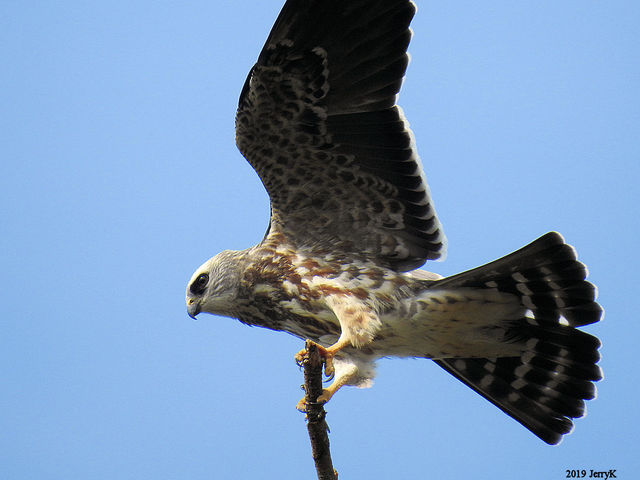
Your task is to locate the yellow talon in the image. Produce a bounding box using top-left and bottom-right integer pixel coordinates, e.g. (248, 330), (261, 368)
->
(294, 338), (350, 377)
(294, 341), (335, 377)
(296, 396), (308, 413)
(316, 388), (334, 404)
(296, 388), (335, 413)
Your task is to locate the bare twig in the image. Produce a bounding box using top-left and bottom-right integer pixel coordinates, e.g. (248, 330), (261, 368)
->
(301, 340), (338, 480)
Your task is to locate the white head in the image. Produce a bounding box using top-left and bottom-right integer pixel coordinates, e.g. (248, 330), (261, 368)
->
(185, 250), (245, 319)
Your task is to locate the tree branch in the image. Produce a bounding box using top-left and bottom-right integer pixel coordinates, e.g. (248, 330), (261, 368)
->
(301, 340), (338, 480)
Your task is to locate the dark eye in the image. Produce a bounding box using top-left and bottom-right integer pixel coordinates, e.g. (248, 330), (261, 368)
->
(190, 273), (209, 295)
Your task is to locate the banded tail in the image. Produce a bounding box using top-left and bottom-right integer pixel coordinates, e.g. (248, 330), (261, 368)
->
(433, 232), (602, 444)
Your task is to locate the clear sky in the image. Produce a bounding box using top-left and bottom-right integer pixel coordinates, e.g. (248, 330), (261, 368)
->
(2, 1), (639, 478)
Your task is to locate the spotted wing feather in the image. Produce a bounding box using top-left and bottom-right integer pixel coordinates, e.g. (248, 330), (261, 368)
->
(235, 0), (445, 271)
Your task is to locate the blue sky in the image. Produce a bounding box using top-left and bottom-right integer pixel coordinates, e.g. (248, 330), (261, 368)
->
(2, 1), (638, 478)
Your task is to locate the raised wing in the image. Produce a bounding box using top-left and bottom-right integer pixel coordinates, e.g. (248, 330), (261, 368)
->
(235, 0), (445, 271)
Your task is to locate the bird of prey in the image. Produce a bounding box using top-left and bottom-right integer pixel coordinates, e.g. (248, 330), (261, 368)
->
(186, 0), (602, 445)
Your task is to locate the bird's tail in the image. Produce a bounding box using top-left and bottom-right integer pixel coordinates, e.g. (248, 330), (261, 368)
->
(431, 232), (602, 444)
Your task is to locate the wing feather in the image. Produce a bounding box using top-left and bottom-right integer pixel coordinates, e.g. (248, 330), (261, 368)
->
(235, 0), (445, 271)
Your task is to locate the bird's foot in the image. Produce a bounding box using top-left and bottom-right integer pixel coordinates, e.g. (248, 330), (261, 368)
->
(294, 340), (336, 377)
(295, 337), (355, 412)
(296, 385), (340, 413)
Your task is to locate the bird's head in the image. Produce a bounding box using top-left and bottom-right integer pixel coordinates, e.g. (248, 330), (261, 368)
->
(186, 249), (245, 319)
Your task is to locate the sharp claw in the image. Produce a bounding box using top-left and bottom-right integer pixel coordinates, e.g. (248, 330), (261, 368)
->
(294, 341), (336, 378)
(296, 397), (308, 413)
(316, 389), (332, 404)
(296, 388), (333, 413)
(324, 356), (335, 378)
(294, 348), (307, 367)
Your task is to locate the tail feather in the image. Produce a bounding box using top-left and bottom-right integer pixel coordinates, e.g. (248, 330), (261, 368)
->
(433, 232), (602, 444)
(435, 357), (578, 444)
(436, 232), (602, 327)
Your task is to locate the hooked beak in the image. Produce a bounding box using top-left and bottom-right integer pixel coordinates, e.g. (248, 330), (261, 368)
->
(187, 298), (201, 319)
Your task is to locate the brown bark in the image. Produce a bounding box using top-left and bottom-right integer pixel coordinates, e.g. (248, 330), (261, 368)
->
(301, 340), (338, 480)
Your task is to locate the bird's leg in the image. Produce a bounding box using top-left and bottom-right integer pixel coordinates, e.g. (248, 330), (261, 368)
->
(295, 296), (379, 376)
(294, 336), (351, 378)
(296, 361), (358, 412)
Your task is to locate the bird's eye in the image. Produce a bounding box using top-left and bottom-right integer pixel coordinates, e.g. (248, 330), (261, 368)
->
(190, 273), (209, 295)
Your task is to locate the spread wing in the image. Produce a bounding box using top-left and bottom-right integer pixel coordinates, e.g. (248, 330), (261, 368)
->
(235, 0), (445, 271)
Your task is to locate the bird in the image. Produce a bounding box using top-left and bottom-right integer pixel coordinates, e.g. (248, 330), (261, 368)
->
(185, 0), (602, 445)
